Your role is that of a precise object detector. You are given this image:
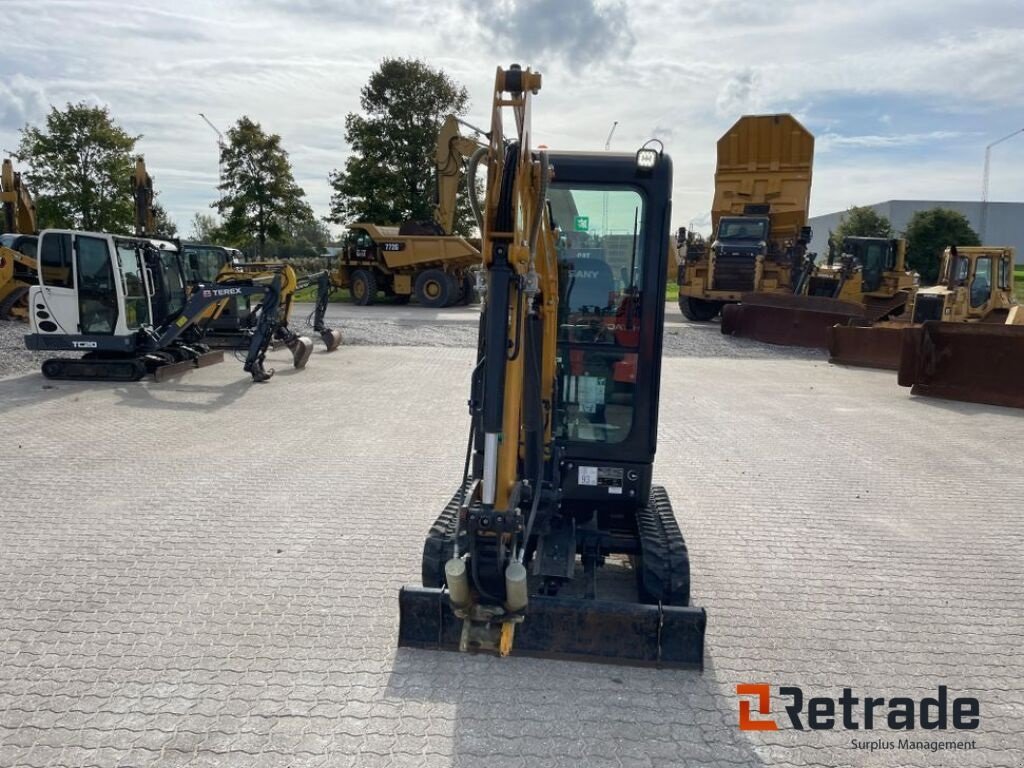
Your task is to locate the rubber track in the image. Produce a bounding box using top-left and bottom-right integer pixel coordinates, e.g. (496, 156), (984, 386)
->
(636, 485), (691, 606)
(421, 481), (472, 588)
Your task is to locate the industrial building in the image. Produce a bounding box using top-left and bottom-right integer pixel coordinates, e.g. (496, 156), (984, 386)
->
(808, 201), (1024, 262)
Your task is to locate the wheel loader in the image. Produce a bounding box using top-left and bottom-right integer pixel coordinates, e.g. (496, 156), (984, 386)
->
(0, 158), (40, 320)
(397, 65), (706, 668)
(677, 114), (814, 321)
(23, 229), (310, 382)
(720, 236), (917, 348)
(830, 246), (1024, 409)
(332, 115), (485, 307)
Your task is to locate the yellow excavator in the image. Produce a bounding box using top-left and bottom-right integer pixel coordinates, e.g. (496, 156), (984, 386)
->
(332, 115), (485, 307)
(397, 65), (706, 667)
(830, 245), (1023, 408)
(0, 158), (40, 320)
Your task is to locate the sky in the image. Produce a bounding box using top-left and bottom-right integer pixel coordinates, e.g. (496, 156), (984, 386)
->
(3, 0), (1023, 238)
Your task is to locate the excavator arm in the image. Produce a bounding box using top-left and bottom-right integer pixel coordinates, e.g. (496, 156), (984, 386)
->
(1, 159), (37, 234)
(433, 115), (488, 235)
(132, 157), (155, 237)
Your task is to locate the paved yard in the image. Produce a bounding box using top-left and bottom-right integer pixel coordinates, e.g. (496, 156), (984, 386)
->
(1, 316), (1022, 767)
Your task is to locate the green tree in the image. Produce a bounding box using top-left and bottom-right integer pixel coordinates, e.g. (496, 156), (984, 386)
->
(215, 116), (313, 256)
(263, 219), (333, 260)
(17, 102), (139, 231)
(328, 58), (471, 232)
(188, 212), (224, 243)
(152, 201), (177, 237)
(903, 208), (980, 284)
(832, 205), (894, 247)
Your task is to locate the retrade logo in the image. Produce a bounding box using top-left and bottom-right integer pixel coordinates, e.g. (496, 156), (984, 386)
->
(736, 685), (979, 732)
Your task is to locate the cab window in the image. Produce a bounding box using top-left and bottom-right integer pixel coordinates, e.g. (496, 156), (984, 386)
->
(76, 236), (118, 334)
(551, 184), (645, 445)
(998, 258), (1011, 291)
(970, 256), (991, 308)
(40, 233), (73, 288)
(116, 244), (151, 329)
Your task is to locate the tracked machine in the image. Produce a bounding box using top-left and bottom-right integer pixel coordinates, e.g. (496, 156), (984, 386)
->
(722, 235), (917, 348)
(0, 158), (40, 320)
(830, 245), (1023, 408)
(24, 229), (307, 382)
(398, 65), (706, 668)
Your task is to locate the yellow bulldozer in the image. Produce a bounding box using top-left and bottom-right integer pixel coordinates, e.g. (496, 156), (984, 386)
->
(677, 113), (814, 321)
(0, 158), (40, 320)
(332, 115), (485, 307)
(830, 245), (1024, 408)
(721, 235), (918, 348)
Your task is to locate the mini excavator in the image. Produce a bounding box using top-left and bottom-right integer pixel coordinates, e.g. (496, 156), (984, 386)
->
(24, 229), (296, 382)
(398, 65), (707, 668)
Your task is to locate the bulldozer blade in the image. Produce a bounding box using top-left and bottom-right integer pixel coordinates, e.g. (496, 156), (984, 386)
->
(398, 586), (706, 669)
(898, 322), (1024, 410)
(195, 350), (225, 368)
(321, 329), (343, 352)
(828, 323), (904, 370)
(152, 360), (199, 383)
(721, 293), (865, 349)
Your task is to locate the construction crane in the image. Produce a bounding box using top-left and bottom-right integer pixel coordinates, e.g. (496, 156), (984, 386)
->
(397, 65), (706, 667)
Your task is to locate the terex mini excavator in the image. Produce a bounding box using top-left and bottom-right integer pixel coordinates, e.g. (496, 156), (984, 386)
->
(398, 66), (707, 667)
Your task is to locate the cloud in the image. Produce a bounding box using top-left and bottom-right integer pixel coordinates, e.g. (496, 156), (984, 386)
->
(715, 69), (761, 117)
(456, 0), (635, 71)
(819, 130), (968, 151)
(0, 76), (48, 131)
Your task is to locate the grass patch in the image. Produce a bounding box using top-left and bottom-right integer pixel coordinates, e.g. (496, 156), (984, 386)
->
(665, 282), (679, 302)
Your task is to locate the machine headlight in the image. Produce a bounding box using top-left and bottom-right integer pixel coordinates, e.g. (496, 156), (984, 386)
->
(636, 149), (658, 169)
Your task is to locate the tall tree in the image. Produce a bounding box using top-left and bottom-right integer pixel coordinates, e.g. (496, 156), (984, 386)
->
(328, 58), (470, 232)
(832, 206), (894, 246)
(904, 208), (980, 284)
(263, 218), (332, 260)
(215, 116), (313, 256)
(152, 200), (177, 237)
(17, 102), (139, 231)
(188, 212), (224, 243)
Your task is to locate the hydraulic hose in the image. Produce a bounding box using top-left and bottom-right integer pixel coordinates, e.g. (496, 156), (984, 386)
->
(467, 146), (488, 234)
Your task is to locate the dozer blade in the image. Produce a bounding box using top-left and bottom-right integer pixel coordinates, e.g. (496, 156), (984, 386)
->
(152, 360), (198, 383)
(195, 350), (225, 368)
(721, 293), (865, 349)
(398, 586), (706, 669)
(828, 323), (905, 370)
(898, 321), (1024, 410)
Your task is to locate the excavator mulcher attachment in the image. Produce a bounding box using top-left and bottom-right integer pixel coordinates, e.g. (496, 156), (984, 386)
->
(399, 587), (706, 669)
(898, 321), (1024, 410)
(721, 293), (866, 349)
(828, 322), (905, 370)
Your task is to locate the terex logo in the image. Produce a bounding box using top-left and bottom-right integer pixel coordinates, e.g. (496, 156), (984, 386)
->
(201, 287), (243, 298)
(737, 685), (979, 731)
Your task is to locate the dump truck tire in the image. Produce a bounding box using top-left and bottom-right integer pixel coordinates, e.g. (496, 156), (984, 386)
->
(350, 269), (376, 306)
(459, 276), (480, 305)
(679, 296), (721, 321)
(636, 486), (691, 606)
(415, 269), (454, 308)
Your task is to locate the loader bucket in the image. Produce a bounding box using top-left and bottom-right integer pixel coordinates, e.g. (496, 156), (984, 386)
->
(721, 293), (865, 349)
(898, 322), (1024, 410)
(828, 323), (904, 370)
(398, 586), (706, 669)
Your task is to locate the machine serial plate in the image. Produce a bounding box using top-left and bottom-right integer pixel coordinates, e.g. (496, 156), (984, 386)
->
(578, 466), (624, 494)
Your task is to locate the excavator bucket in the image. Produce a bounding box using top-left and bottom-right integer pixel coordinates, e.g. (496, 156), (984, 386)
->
(721, 293), (865, 349)
(898, 322), (1024, 409)
(828, 322), (905, 370)
(398, 586), (706, 669)
(320, 329), (343, 352)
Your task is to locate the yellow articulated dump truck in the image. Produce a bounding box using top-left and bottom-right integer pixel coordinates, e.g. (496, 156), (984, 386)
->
(0, 158), (40, 320)
(678, 113), (814, 321)
(332, 115), (485, 308)
(331, 223), (480, 307)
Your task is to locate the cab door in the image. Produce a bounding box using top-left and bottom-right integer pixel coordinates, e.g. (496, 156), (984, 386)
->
(968, 255), (993, 318)
(31, 230), (77, 335)
(31, 230), (121, 336)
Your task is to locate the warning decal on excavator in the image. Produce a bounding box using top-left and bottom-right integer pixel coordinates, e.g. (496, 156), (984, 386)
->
(577, 375), (605, 413)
